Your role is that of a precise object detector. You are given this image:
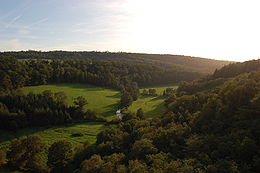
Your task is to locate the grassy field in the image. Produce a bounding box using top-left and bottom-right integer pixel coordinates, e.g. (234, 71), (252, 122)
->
(0, 83), (117, 171)
(128, 85), (178, 118)
(0, 122), (105, 173)
(22, 83), (121, 119)
(1, 83), (118, 149)
(0, 122), (106, 150)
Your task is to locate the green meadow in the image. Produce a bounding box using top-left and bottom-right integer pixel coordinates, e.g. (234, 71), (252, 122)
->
(21, 83), (177, 120)
(0, 122), (105, 173)
(0, 122), (106, 151)
(0, 83), (118, 170)
(1, 83), (119, 151)
(129, 85), (178, 118)
(21, 83), (121, 119)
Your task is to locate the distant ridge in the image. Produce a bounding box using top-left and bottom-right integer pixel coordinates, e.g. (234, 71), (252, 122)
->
(0, 50), (232, 74)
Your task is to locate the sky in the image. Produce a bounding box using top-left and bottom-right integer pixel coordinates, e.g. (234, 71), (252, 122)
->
(0, 0), (260, 61)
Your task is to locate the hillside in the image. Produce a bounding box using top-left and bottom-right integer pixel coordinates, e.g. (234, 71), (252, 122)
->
(177, 59), (260, 95)
(0, 51), (231, 73)
(76, 59), (259, 173)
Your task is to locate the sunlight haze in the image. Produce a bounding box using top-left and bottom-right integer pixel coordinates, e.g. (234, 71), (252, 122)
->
(0, 0), (260, 61)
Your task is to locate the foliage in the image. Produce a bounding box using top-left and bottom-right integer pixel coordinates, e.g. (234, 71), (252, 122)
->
(0, 50), (230, 73)
(75, 64), (260, 172)
(47, 140), (73, 173)
(1, 55), (260, 172)
(22, 83), (120, 119)
(6, 136), (48, 172)
(0, 90), (102, 130)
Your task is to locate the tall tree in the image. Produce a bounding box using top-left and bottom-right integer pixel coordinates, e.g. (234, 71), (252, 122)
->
(6, 136), (47, 172)
(48, 140), (73, 173)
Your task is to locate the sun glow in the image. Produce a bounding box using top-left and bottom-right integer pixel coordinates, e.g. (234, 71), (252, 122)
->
(119, 0), (260, 61)
(1, 0), (260, 61)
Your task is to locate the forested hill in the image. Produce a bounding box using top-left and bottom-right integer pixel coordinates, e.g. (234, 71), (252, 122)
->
(177, 59), (260, 95)
(212, 59), (260, 78)
(0, 51), (231, 73)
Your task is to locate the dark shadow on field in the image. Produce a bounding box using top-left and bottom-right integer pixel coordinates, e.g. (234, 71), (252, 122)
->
(104, 102), (119, 109)
(52, 83), (115, 91)
(101, 102), (119, 117)
(106, 92), (121, 98)
(145, 102), (166, 119)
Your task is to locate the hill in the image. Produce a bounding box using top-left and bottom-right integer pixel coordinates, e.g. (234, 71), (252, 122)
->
(0, 51), (231, 73)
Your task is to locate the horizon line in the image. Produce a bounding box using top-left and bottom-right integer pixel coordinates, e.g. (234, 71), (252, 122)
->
(1, 49), (260, 62)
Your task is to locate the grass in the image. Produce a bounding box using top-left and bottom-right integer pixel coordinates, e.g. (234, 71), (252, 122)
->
(0, 121), (106, 168)
(128, 85), (178, 118)
(1, 83), (117, 170)
(0, 83), (118, 151)
(0, 122), (105, 173)
(0, 122), (106, 150)
(22, 83), (121, 119)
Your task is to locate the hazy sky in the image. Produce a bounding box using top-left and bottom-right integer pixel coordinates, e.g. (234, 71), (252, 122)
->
(0, 0), (260, 61)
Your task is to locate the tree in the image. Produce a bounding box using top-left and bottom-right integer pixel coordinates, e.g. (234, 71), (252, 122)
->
(0, 150), (6, 163)
(148, 89), (157, 96)
(80, 154), (104, 173)
(6, 136), (48, 172)
(146, 152), (169, 172)
(42, 90), (53, 98)
(128, 160), (149, 173)
(74, 96), (88, 111)
(99, 153), (125, 173)
(48, 140), (73, 173)
(131, 139), (158, 160)
(119, 92), (133, 108)
(136, 108), (145, 120)
(54, 91), (67, 105)
(142, 89), (148, 96)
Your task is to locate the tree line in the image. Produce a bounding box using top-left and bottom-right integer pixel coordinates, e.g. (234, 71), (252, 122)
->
(0, 90), (104, 131)
(0, 56), (202, 108)
(0, 50), (230, 73)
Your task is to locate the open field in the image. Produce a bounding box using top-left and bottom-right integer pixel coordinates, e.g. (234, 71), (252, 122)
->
(129, 85), (178, 118)
(1, 84), (114, 171)
(0, 121), (106, 171)
(0, 122), (106, 151)
(0, 122), (105, 173)
(22, 83), (121, 119)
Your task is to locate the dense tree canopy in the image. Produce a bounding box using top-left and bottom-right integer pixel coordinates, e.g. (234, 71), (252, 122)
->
(48, 140), (73, 173)
(6, 136), (48, 173)
(0, 50), (230, 73)
(0, 90), (103, 130)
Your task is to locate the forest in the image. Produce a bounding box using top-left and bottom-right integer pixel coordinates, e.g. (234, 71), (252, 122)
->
(0, 53), (259, 173)
(0, 51), (230, 73)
